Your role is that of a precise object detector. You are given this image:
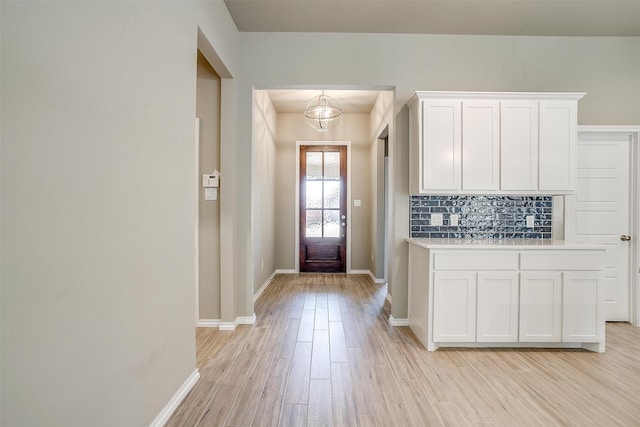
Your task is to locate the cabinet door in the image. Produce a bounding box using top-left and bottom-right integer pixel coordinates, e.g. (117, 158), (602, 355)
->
(563, 271), (603, 342)
(500, 101), (538, 191)
(421, 100), (461, 191)
(477, 271), (519, 342)
(539, 100), (577, 192)
(462, 101), (500, 191)
(519, 272), (562, 342)
(408, 244), (431, 347)
(433, 271), (476, 342)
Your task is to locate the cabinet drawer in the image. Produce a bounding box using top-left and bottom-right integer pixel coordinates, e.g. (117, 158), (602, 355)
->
(434, 252), (518, 270)
(520, 252), (604, 270)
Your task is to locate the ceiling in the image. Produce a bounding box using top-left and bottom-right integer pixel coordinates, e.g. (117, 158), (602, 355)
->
(224, 0), (640, 37)
(236, 0), (639, 114)
(267, 89), (383, 114)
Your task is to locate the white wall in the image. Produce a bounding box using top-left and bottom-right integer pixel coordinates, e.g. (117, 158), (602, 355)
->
(239, 32), (640, 320)
(0, 2), (238, 425)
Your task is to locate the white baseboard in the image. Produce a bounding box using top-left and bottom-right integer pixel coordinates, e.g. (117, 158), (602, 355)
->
(389, 315), (409, 327)
(350, 269), (386, 284)
(236, 313), (257, 325)
(254, 271), (277, 302)
(197, 319), (221, 328)
(150, 369), (200, 427)
(199, 313), (256, 331)
(275, 269), (297, 274)
(219, 313), (257, 331)
(385, 293), (392, 305)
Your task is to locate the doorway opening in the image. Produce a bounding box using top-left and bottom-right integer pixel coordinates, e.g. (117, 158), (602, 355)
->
(375, 128), (390, 282)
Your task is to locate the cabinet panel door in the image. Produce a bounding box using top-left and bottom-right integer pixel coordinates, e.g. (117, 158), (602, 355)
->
(477, 272), (519, 342)
(519, 272), (562, 342)
(422, 100), (461, 191)
(563, 271), (603, 342)
(433, 271), (476, 342)
(408, 245), (431, 346)
(539, 100), (577, 191)
(462, 101), (499, 191)
(500, 101), (538, 191)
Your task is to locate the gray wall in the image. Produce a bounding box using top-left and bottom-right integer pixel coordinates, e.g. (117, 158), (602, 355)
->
(197, 52), (222, 320)
(239, 32), (640, 320)
(252, 90), (277, 292)
(368, 91), (395, 281)
(0, 1), (238, 425)
(1, 5), (638, 424)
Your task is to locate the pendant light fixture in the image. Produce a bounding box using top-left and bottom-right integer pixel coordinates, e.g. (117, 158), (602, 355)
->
(304, 90), (343, 132)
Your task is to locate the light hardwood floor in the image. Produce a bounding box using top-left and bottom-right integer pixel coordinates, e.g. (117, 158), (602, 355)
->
(167, 273), (640, 426)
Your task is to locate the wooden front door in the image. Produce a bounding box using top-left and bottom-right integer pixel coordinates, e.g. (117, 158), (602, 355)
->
(299, 145), (347, 273)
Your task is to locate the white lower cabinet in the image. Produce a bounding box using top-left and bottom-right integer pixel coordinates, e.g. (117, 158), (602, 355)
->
(408, 243), (606, 352)
(563, 271), (603, 343)
(433, 271), (477, 342)
(519, 272), (562, 342)
(476, 271), (519, 342)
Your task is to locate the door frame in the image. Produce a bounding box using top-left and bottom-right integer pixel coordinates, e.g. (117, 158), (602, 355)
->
(576, 126), (640, 326)
(295, 141), (352, 273)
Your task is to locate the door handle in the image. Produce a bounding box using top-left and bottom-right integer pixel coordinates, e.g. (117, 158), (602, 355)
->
(621, 235), (631, 241)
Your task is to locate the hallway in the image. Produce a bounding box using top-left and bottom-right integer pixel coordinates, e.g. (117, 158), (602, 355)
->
(168, 274), (640, 426)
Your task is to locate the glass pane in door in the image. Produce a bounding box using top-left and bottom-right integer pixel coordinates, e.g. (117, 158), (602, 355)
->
(323, 210), (340, 237)
(324, 152), (340, 179)
(323, 181), (340, 208)
(305, 181), (322, 208)
(306, 210), (322, 237)
(306, 152), (323, 179)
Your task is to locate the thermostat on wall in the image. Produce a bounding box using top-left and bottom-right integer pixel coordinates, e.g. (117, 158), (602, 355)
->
(202, 171), (220, 188)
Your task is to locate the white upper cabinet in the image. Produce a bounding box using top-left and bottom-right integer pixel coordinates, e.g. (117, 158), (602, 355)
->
(420, 99), (461, 190)
(462, 100), (500, 191)
(539, 100), (578, 191)
(500, 101), (538, 191)
(409, 92), (584, 195)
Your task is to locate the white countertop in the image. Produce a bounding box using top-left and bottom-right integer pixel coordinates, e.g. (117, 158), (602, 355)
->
(407, 238), (606, 250)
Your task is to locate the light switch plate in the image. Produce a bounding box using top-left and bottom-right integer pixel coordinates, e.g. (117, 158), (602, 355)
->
(450, 214), (459, 226)
(204, 187), (218, 201)
(526, 215), (535, 228)
(354, 199), (361, 207)
(432, 213), (443, 226)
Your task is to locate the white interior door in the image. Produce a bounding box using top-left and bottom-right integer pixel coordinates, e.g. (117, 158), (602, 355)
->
(566, 133), (630, 321)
